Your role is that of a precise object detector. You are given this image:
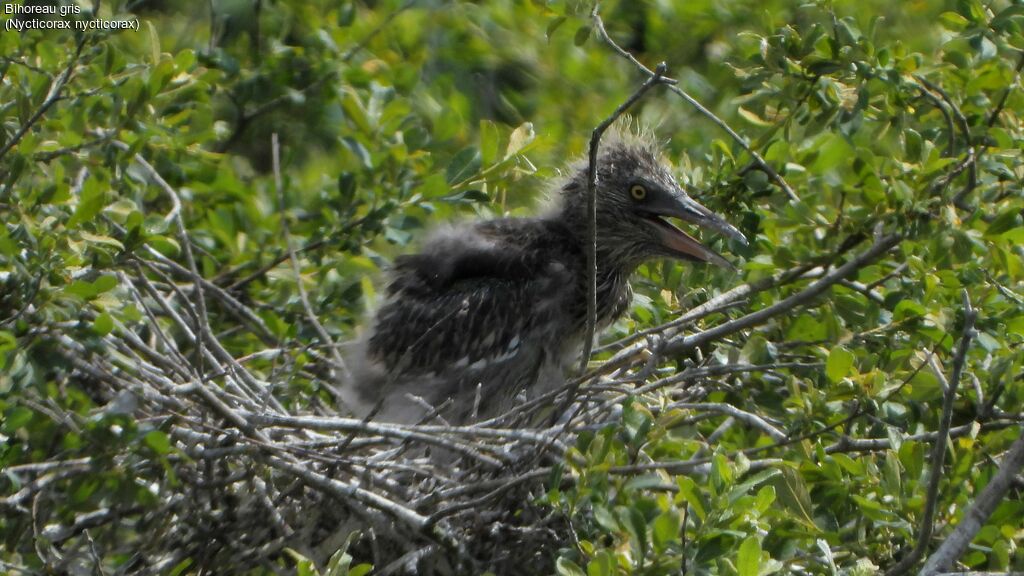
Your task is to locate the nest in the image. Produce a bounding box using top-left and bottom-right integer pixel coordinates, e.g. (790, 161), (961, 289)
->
(4, 144), (896, 575)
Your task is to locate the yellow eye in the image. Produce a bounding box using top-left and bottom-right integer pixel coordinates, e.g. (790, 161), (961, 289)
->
(629, 184), (647, 200)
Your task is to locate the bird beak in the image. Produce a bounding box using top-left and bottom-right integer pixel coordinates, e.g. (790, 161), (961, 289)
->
(642, 193), (747, 269)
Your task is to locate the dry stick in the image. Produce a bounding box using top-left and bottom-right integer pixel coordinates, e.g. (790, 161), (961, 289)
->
(824, 419), (1020, 455)
(591, 8), (799, 203)
(577, 62), (671, 376)
(96, 149), (451, 542)
(265, 454), (465, 559)
(245, 412), (563, 448)
(933, 569), (1024, 573)
(886, 291), (977, 576)
(272, 133), (352, 383)
(588, 262), (823, 375)
(245, 413), (507, 467)
(133, 258), (268, 408)
(107, 141), (220, 398)
(666, 403), (786, 442)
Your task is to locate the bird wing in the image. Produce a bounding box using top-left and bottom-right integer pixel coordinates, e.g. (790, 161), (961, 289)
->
(366, 221), (575, 391)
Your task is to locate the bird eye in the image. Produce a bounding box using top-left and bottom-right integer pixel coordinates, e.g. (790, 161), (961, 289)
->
(629, 184), (647, 201)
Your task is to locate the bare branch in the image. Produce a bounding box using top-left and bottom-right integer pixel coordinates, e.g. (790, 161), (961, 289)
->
(663, 233), (903, 356)
(272, 133), (352, 383)
(667, 402), (786, 442)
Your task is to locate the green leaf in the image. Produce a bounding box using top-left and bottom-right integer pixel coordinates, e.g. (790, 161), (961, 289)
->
(341, 91), (373, 135)
(893, 299), (926, 320)
(676, 476), (706, 521)
(826, 346), (856, 382)
(556, 557), (586, 576)
(446, 146), (482, 185)
(337, 172), (357, 207)
(593, 504), (619, 532)
(81, 232), (125, 251)
(93, 275), (117, 294)
(144, 430), (173, 455)
(938, 11), (970, 31)
(737, 536), (761, 576)
(738, 107), (772, 127)
(341, 137), (373, 169)
(93, 313), (114, 336)
(770, 467), (816, 527)
(623, 473), (670, 493)
(3, 406), (34, 432)
(65, 276), (118, 300)
(147, 235), (181, 257)
(167, 559), (194, 576)
(805, 60), (843, 75)
(67, 178), (106, 229)
(652, 510), (680, 551)
(546, 16), (567, 41)
(480, 120), (500, 166)
(811, 133), (853, 172)
(586, 550), (613, 576)
(787, 314), (827, 341)
(574, 25), (592, 46)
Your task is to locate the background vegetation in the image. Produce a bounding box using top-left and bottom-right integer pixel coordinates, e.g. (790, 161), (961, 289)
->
(1, 0), (1023, 574)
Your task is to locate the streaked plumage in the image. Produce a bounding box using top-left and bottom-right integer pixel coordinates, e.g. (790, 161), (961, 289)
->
(350, 132), (746, 424)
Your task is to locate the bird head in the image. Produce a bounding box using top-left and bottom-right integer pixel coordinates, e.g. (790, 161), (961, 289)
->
(559, 134), (748, 270)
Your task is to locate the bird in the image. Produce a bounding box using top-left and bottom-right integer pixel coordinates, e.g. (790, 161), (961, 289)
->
(347, 129), (747, 425)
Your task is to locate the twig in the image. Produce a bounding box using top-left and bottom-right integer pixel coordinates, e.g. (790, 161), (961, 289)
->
(591, 8), (799, 202)
(931, 572), (1024, 576)
(985, 50), (1024, 128)
(824, 420), (1020, 454)
(667, 402), (787, 442)
(577, 62), (671, 375)
(340, 0), (417, 63)
(886, 291), (977, 576)
(0, 36), (87, 162)
(272, 133), (352, 383)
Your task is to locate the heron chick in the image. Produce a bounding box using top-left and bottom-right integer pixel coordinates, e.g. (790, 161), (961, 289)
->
(350, 130), (747, 424)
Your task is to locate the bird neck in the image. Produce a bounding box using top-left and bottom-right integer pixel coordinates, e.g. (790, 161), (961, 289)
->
(571, 253), (634, 334)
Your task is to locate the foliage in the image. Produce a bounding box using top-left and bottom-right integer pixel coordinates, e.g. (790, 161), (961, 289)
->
(1, 0), (1023, 574)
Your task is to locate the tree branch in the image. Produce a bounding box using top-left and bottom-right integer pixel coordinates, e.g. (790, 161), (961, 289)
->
(887, 291), (977, 576)
(591, 9), (799, 202)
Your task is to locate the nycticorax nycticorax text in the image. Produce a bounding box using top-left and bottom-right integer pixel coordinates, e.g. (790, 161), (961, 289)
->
(351, 132), (747, 424)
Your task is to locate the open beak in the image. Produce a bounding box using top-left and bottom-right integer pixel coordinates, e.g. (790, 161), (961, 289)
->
(641, 193), (747, 270)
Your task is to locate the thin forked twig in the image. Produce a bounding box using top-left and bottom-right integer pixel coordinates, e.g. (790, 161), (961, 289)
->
(591, 7), (800, 203)
(577, 62), (672, 374)
(272, 133), (352, 383)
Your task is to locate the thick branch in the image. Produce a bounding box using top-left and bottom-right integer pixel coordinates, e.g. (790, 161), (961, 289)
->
(919, 429), (1024, 575)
